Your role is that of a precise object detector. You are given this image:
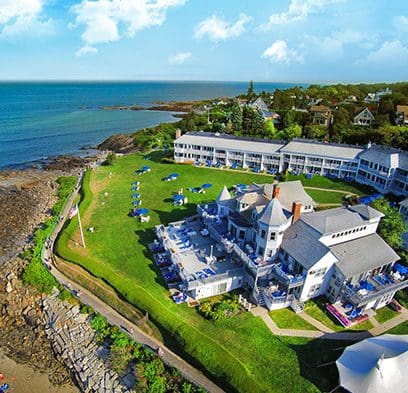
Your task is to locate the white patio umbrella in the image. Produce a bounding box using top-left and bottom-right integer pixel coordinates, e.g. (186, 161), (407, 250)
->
(336, 334), (408, 393)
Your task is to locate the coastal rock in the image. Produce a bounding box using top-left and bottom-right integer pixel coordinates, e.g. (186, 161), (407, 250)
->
(97, 134), (136, 154)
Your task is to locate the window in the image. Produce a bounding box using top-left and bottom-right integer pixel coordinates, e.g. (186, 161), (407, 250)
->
(269, 232), (276, 241)
(308, 284), (321, 297)
(258, 246), (264, 256)
(239, 230), (245, 240)
(314, 268), (327, 277)
(261, 229), (266, 239)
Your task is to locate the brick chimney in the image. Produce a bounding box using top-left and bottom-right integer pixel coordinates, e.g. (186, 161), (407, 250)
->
(272, 185), (280, 199)
(175, 129), (182, 139)
(292, 201), (302, 223)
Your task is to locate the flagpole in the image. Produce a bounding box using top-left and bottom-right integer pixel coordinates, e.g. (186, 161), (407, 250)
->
(76, 205), (86, 248)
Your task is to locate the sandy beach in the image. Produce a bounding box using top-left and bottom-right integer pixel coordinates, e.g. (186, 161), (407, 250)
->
(0, 349), (78, 393)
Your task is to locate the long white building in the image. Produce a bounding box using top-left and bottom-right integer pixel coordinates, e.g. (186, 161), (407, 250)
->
(174, 132), (408, 196)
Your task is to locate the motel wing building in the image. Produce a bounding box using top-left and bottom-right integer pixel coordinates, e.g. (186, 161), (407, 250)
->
(174, 132), (408, 196)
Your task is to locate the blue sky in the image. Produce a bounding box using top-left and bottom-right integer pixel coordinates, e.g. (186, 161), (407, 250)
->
(0, 0), (407, 82)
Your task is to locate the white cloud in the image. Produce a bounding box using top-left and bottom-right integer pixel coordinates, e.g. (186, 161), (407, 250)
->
(0, 0), (53, 37)
(262, 0), (345, 28)
(71, 0), (187, 54)
(305, 29), (378, 58)
(393, 15), (408, 32)
(76, 45), (98, 57)
(261, 40), (303, 64)
(356, 40), (408, 67)
(168, 51), (191, 64)
(194, 13), (252, 42)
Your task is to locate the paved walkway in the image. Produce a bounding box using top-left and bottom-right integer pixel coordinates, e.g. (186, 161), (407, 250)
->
(369, 308), (408, 336)
(43, 173), (225, 393)
(251, 305), (408, 342)
(304, 186), (358, 195)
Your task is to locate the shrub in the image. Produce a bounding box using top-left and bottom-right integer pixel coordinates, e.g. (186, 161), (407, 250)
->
(59, 288), (73, 301)
(104, 152), (117, 166)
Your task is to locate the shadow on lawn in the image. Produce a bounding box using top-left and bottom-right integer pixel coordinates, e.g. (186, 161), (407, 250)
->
(283, 337), (353, 393)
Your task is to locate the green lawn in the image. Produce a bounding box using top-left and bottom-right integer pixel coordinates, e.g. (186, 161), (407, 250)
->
(287, 173), (372, 196)
(280, 336), (356, 393)
(304, 297), (373, 332)
(56, 152), (372, 393)
(269, 309), (317, 331)
(305, 189), (345, 205)
(386, 321), (408, 335)
(374, 306), (400, 324)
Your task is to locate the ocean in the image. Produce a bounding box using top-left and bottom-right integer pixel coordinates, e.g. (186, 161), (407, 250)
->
(0, 81), (300, 169)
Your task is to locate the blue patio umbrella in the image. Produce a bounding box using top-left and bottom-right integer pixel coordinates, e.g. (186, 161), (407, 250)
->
(141, 166), (150, 171)
(173, 194), (185, 202)
(236, 183), (247, 189)
(201, 183), (213, 189)
(169, 173), (179, 178)
(132, 200), (142, 205)
(135, 208), (149, 216)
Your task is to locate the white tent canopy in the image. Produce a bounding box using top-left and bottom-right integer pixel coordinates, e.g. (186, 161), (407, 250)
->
(336, 334), (408, 393)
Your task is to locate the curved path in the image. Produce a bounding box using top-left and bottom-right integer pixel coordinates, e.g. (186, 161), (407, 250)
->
(43, 172), (225, 393)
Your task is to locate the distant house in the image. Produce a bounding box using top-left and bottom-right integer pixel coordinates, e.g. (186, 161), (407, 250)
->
(396, 105), (408, 126)
(353, 108), (375, 126)
(309, 98), (323, 106)
(311, 105), (332, 127)
(250, 97), (269, 112)
(345, 95), (358, 102)
(263, 111), (281, 125)
(364, 88), (392, 103)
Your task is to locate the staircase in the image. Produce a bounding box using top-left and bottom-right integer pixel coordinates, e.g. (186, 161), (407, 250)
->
(290, 297), (305, 313)
(256, 290), (266, 306)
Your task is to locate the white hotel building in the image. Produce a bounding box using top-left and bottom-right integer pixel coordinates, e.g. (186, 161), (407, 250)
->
(173, 132), (408, 196)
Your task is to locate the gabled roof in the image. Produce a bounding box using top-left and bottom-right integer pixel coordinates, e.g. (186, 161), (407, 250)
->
(263, 180), (316, 211)
(359, 144), (401, 168)
(216, 186), (231, 205)
(331, 233), (400, 278)
(281, 220), (331, 270)
(348, 204), (384, 221)
(174, 132), (284, 154)
(250, 97), (269, 112)
(280, 139), (363, 160)
(311, 105), (330, 113)
(258, 198), (291, 227)
(354, 107), (375, 119)
(301, 206), (368, 235)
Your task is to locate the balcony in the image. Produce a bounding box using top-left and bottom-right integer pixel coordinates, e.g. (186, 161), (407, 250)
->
(342, 273), (408, 306)
(271, 264), (306, 289)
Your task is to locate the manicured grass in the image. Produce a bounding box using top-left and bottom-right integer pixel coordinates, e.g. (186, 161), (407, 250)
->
(304, 297), (373, 332)
(57, 152), (319, 393)
(280, 336), (356, 393)
(386, 321), (408, 335)
(305, 189), (345, 205)
(269, 309), (317, 331)
(374, 306), (400, 324)
(287, 173), (372, 196)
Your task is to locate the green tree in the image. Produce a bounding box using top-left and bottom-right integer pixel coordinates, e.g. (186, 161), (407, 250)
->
(247, 80), (255, 101)
(371, 198), (406, 249)
(230, 101), (243, 132)
(264, 120), (277, 139)
(279, 124), (302, 140)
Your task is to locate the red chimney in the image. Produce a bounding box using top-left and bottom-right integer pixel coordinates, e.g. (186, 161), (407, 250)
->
(175, 129), (182, 139)
(272, 185), (280, 199)
(292, 201), (302, 223)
